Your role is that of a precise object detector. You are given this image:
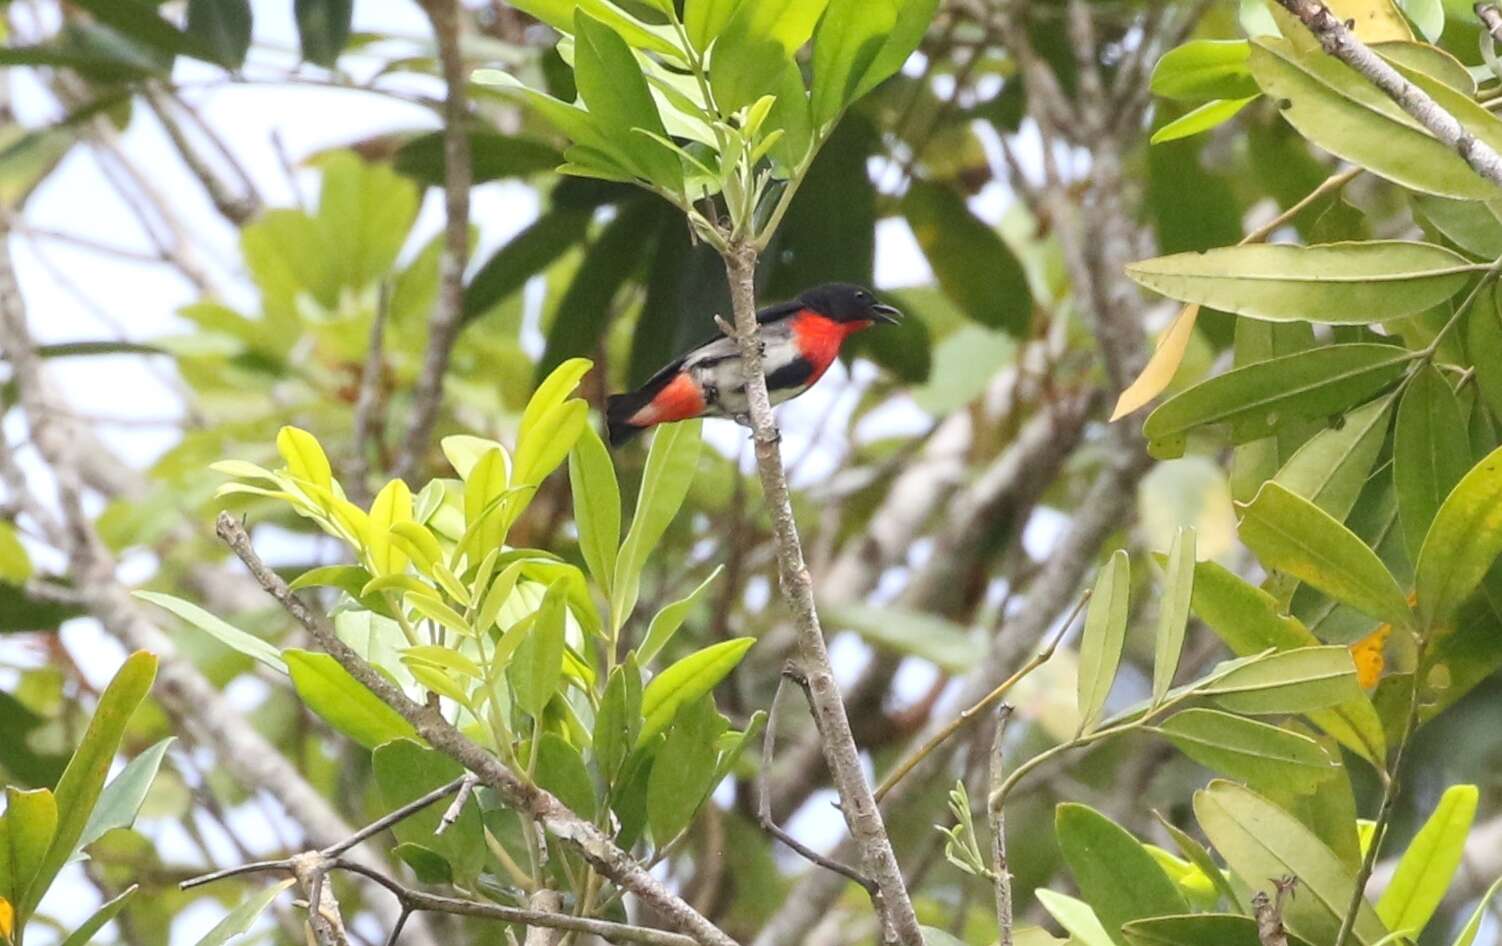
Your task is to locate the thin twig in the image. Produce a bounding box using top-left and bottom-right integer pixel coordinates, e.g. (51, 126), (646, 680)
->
(1478, 3), (1502, 43)
(325, 775), (467, 857)
(873, 589), (1089, 803)
(756, 668), (878, 893)
(144, 83), (259, 225)
(435, 773), (479, 836)
(988, 706), (1016, 946)
(1253, 876), (1298, 946)
(348, 283), (391, 505)
(395, 0), (472, 484)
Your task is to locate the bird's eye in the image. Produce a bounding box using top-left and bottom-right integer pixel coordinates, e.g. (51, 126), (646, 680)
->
(856, 291), (868, 300)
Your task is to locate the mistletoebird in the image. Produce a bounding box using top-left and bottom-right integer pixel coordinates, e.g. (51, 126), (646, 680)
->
(606, 283), (902, 446)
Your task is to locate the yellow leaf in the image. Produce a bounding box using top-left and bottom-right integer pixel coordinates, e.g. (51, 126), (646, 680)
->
(1349, 624), (1390, 689)
(1111, 304), (1200, 421)
(1325, 0), (1413, 42)
(0, 896), (12, 940)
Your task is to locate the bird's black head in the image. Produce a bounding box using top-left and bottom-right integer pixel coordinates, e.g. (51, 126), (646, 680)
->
(797, 283), (903, 325)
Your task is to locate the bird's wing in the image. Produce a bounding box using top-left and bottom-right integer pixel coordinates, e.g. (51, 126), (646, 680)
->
(755, 299), (805, 325)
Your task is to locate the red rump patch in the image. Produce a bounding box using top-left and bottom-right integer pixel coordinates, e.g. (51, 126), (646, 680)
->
(792, 310), (872, 382)
(634, 372), (706, 425)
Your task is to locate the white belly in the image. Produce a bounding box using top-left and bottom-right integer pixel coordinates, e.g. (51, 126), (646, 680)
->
(683, 326), (808, 419)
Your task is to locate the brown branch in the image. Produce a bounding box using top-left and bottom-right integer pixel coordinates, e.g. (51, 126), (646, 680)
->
(988, 706), (1016, 946)
(1253, 876), (1298, 946)
(395, 0), (472, 483)
(1277, 0), (1502, 190)
(1481, 3), (1502, 42)
(144, 83), (260, 225)
(720, 241), (922, 946)
(214, 513), (739, 946)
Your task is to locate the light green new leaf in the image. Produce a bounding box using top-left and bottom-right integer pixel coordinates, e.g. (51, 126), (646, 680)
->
(0, 521), (31, 584)
(285, 650), (416, 749)
(1414, 445), (1502, 630)
(1153, 528), (1195, 706)
(78, 737), (174, 850)
(1151, 97), (1258, 144)
(710, 0), (830, 114)
(573, 10), (682, 191)
(1198, 646), (1364, 715)
(569, 422), (620, 597)
(520, 357), (593, 446)
(1143, 344), (1410, 459)
(1057, 803), (1189, 946)
(1450, 874), (1502, 946)
(275, 425), (332, 492)
(1077, 550), (1130, 733)
(1125, 242), (1473, 324)
(367, 478), (413, 576)
(134, 591), (286, 673)
(192, 878), (295, 946)
(613, 419), (702, 626)
(1251, 37), (1499, 199)
(1274, 395), (1393, 523)
(1036, 889), (1117, 946)
(510, 580), (568, 717)
(639, 566), (723, 666)
(1195, 781), (1388, 945)
(514, 399), (588, 489)
(648, 693), (727, 843)
(1377, 784), (1477, 936)
(594, 656), (643, 782)
(26, 651), (155, 917)
(638, 637), (754, 746)
(1397, 0), (1444, 41)
(59, 884), (138, 946)
(1151, 40), (1258, 101)
(823, 601), (980, 674)
(684, 0), (741, 51)
(7, 787), (56, 918)
(851, 0), (939, 100)
(1154, 814), (1244, 911)
(1395, 365), (1470, 564)
(1239, 483), (1414, 629)
(810, 0), (898, 125)
(441, 434), (509, 481)
(1157, 709), (1337, 793)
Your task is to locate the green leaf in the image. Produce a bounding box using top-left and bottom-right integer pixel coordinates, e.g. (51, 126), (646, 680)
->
(1156, 709), (1337, 793)
(1077, 550), (1130, 733)
(1153, 528), (1196, 706)
(394, 130), (559, 187)
(0, 522), (32, 584)
(1144, 344), (1410, 459)
(569, 422), (621, 597)
(284, 650), (417, 749)
(1251, 37), (1498, 199)
(685, 0), (741, 50)
(136, 591), (286, 673)
(536, 732), (597, 819)
(510, 580), (568, 717)
(613, 419), (702, 626)
(1274, 395), (1393, 523)
(192, 878), (295, 946)
(1414, 445), (1502, 630)
(514, 402), (588, 494)
(638, 637), (754, 746)
(1450, 874), (1502, 946)
(367, 478), (413, 576)
(639, 567), (723, 666)
(594, 656), (643, 783)
(1377, 784), (1477, 936)
(1195, 780), (1388, 945)
(823, 602), (980, 674)
(1413, 195), (1502, 258)
(1395, 365), (1470, 564)
(59, 884), (137, 946)
(293, 0), (352, 67)
(1154, 815), (1244, 911)
(392, 843), (452, 884)
(1057, 803), (1189, 946)
(186, 0), (251, 69)
(1397, 0), (1444, 44)
(26, 651), (155, 917)
(1471, 285), (1502, 421)
(373, 739), (484, 884)
(648, 694), (727, 843)
(850, 0), (938, 100)
(1126, 242), (1473, 324)
(69, 0), (203, 62)
(1151, 97), (1258, 145)
(463, 207), (592, 323)
(573, 11), (681, 191)
(288, 564), (373, 597)
(276, 425), (333, 492)
(710, 0), (830, 114)
(1199, 646), (1365, 714)
(7, 787), (57, 919)
(1239, 482), (1414, 628)
(78, 737), (174, 850)
(810, 0), (898, 125)
(1036, 889), (1117, 946)
(1151, 40), (1258, 101)
(903, 179), (1031, 335)
(1124, 914), (1317, 946)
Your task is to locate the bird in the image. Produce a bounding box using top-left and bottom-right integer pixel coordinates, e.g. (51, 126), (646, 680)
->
(606, 283), (902, 446)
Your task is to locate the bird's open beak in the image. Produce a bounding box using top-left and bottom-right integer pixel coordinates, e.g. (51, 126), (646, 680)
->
(871, 302), (902, 325)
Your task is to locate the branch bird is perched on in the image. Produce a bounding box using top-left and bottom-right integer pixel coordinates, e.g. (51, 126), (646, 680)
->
(606, 283), (902, 446)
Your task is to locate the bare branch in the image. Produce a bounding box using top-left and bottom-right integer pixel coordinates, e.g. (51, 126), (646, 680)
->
(144, 83), (260, 225)
(989, 707), (1016, 946)
(395, 0), (473, 483)
(720, 240), (922, 946)
(347, 284), (391, 505)
(1253, 876), (1298, 946)
(1276, 0), (1502, 190)
(434, 774), (479, 836)
(215, 513), (739, 946)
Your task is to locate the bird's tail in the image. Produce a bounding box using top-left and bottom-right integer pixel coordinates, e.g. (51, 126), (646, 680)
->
(605, 391), (649, 447)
